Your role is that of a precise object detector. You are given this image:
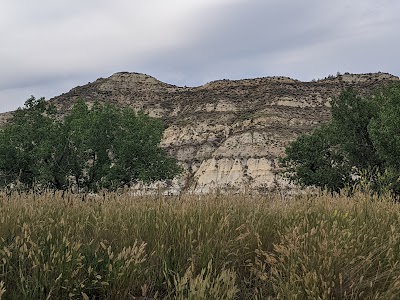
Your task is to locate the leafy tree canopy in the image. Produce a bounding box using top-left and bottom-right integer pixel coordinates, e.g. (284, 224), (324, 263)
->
(0, 97), (182, 191)
(281, 83), (400, 195)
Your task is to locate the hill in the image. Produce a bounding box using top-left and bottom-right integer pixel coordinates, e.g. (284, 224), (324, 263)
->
(1, 72), (399, 193)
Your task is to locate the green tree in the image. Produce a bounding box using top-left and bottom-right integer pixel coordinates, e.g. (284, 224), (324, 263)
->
(281, 84), (400, 195)
(0, 98), (182, 191)
(281, 124), (351, 193)
(63, 100), (182, 191)
(368, 85), (400, 195)
(0, 97), (64, 189)
(330, 88), (382, 170)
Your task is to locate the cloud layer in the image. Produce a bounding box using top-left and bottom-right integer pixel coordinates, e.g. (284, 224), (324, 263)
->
(1, 0), (399, 112)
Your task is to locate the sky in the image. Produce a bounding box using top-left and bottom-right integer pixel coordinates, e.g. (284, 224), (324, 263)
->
(0, 0), (399, 113)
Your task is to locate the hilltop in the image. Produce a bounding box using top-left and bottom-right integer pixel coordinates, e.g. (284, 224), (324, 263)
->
(1, 72), (399, 193)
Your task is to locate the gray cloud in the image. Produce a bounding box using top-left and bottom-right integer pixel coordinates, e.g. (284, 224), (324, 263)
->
(1, 0), (399, 112)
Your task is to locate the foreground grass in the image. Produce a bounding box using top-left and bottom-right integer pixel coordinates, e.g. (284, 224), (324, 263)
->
(0, 191), (400, 299)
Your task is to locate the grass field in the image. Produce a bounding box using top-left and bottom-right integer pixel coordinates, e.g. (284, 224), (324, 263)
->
(0, 191), (400, 299)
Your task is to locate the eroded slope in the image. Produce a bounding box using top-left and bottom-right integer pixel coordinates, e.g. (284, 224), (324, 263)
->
(2, 72), (399, 192)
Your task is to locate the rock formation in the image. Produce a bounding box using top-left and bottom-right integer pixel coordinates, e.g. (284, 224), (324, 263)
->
(1, 72), (399, 193)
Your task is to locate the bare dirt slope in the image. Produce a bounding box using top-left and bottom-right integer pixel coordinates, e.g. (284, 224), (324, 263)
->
(2, 72), (399, 193)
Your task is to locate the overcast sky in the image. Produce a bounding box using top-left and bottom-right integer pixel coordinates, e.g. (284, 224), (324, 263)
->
(1, 0), (399, 113)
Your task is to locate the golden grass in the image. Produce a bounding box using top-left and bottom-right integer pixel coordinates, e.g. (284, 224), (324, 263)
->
(0, 191), (399, 299)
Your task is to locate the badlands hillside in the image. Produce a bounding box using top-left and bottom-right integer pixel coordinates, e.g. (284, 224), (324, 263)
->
(1, 72), (399, 193)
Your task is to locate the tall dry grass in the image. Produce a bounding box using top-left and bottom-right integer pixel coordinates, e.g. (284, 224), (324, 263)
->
(0, 191), (399, 299)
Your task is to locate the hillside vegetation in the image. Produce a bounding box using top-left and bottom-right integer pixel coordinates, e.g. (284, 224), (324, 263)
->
(0, 98), (181, 192)
(2, 72), (397, 193)
(281, 83), (400, 196)
(0, 191), (399, 299)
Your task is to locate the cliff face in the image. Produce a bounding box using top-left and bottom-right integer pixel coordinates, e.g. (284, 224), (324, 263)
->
(2, 72), (399, 193)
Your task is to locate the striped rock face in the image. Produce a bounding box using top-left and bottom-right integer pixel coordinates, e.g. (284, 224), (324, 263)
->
(2, 72), (399, 193)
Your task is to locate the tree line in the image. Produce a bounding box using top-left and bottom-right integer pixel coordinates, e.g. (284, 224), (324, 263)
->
(281, 83), (400, 196)
(0, 97), (182, 192)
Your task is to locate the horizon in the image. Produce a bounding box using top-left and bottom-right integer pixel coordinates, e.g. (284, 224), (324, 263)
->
(1, 70), (399, 114)
(1, 0), (399, 113)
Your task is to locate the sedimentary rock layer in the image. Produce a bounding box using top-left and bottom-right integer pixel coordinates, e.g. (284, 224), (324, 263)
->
(2, 72), (399, 192)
